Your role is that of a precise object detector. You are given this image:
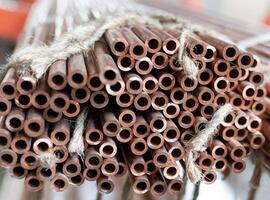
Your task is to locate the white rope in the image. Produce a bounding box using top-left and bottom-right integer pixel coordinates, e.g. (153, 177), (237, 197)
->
(38, 153), (57, 169)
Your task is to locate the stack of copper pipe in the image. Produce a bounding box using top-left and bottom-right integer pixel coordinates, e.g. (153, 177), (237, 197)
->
(0, 0), (267, 196)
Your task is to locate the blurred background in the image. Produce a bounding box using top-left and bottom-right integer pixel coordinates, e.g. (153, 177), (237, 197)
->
(0, 0), (269, 199)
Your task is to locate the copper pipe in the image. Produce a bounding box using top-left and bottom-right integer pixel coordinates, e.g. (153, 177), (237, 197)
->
(116, 127), (133, 143)
(237, 81), (257, 101)
(202, 171), (217, 184)
(125, 73), (143, 95)
(20, 151), (39, 170)
(50, 119), (70, 146)
(163, 120), (180, 143)
(176, 71), (198, 92)
(47, 60), (67, 90)
(198, 68), (214, 85)
(211, 59), (230, 76)
(163, 103), (180, 119)
(15, 93), (32, 109)
(33, 136), (53, 155)
(242, 99), (253, 110)
(163, 162), (179, 180)
(94, 41), (120, 85)
(169, 54), (183, 71)
(85, 50), (104, 91)
(83, 168), (101, 181)
(197, 152), (214, 170)
(43, 107), (62, 123)
(118, 108), (136, 128)
(194, 116), (207, 133)
(132, 175), (150, 194)
(247, 112), (261, 132)
(186, 36), (207, 58)
(52, 146), (68, 164)
(198, 34), (239, 61)
(16, 73), (36, 95)
(101, 157), (119, 176)
(254, 86), (266, 101)
(181, 130), (195, 147)
(203, 45), (217, 62)
(85, 117), (103, 145)
(248, 71), (264, 86)
(242, 142), (253, 157)
(71, 87), (91, 104)
(146, 159), (158, 175)
(117, 54), (135, 72)
(24, 173), (44, 192)
(213, 93), (229, 107)
(135, 57), (153, 75)
(151, 91), (169, 111)
(165, 141), (185, 161)
(170, 87), (187, 105)
(0, 148), (17, 168)
(231, 160), (246, 173)
(149, 171), (167, 196)
(227, 139), (246, 161)
(195, 86), (215, 106)
(24, 108), (45, 137)
(63, 100), (80, 118)
(213, 77), (230, 93)
(133, 115), (150, 138)
(158, 72), (175, 91)
(221, 126), (237, 141)
(147, 110), (167, 133)
(116, 91), (134, 108)
(130, 137), (148, 156)
(213, 158), (228, 172)
(106, 79), (125, 96)
(90, 91), (109, 109)
(178, 111), (195, 129)
(226, 66), (241, 82)
(0, 98), (11, 116)
(132, 25), (162, 53)
(151, 52), (169, 69)
(234, 111), (249, 129)
(32, 77), (50, 109)
(143, 75), (158, 94)
(229, 92), (244, 108)
(236, 129), (248, 141)
(200, 104), (217, 119)
(0, 117), (12, 149)
(221, 112), (235, 127)
(248, 131), (265, 149)
(85, 147), (103, 169)
(153, 147), (170, 168)
(147, 132), (164, 150)
(36, 165), (56, 180)
(50, 173), (69, 192)
(5, 108), (25, 132)
(97, 175), (115, 194)
(121, 27), (147, 59)
(105, 28), (128, 56)
(67, 54), (88, 88)
(99, 137), (117, 158)
(69, 173), (84, 186)
(167, 177), (184, 195)
(148, 26), (179, 55)
(50, 91), (70, 112)
(0, 68), (17, 99)
(237, 52), (254, 69)
(10, 163), (27, 179)
(134, 92), (151, 111)
(11, 132), (31, 154)
(101, 110), (120, 137)
(63, 155), (82, 177)
(129, 155), (147, 177)
(210, 139), (228, 159)
(251, 101), (266, 115)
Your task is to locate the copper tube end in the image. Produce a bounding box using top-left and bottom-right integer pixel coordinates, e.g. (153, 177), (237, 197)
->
(101, 112), (120, 137)
(117, 54), (135, 72)
(90, 91), (109, 109)
(229, 93), (244, 108)
(52, 146), (69, 163)
(166, 142), (185, 161)
(69, 173), (84, 186)
(153, 148), (170, 168)
(116, 92), (134, 108)
(33, 137), (53, 155)
(170, 87), (187, 105)
(211, 140), (228, 159)
(134, 92), (151, 111)
(133, 115), (150, 138)
(87, 74), (104, 91)
(16, 76), (36, 94)
(147, 132), (164, 150)
(85, 148), (103, 169)
(222, 44), (239, 61)
(202, 171), (217, 184)
(146, 160), (158, 175)
(251, 101), (266, 115)
(20, 151), (39, 170)
(163, 120), (180, 143)
(247, 114), (261, 132)
(24, 174), (44, 192)
(0, 98), (11, 116)
(83, 168), (101, 181)
(212, 59), (230, 76)
(50, 92), (70, 112)
(71, 87), (90, 104)
(237, 52), (254, 69)
(125, 73), (143, 95)
(178, 111), (195, 129)
(48, 60), (67, 90)
(198, 68), (214, 85)
(15, 93), (32, 109)
(169, 55), (182, 71)
(11, 133), (31, 154)
(0, 148), (17, 168)
(85, 127), (104, 146)
(10, 164), (27, 179)
(163, 37), (179, 55)
(150, 179), (167, 196)
(231, 160), (246, 173)
(221, 126), (237, 141)
(152, 52), (169, 69)
(24, 109), (45, 137)
(63, 155), (81, 177)
(148, 111), (167, 133)
(183, 94), (199, 112)
(0, 126), (12, 149)
(167, 178), (184, 195)
(213, 93), (229, 107)
(5, 108), (25, 132)
(163, 163), (179, 180)
(237, 82), (256, 101)
(130, 157), (147, 177)
(116, 127), (133, 143)
(63, 100), (80, 118)
(0, 68), (17, 99)
(99, 138), (117, 158)
(135, 57), (153, 75)
(101, 158), (119, 176)
(32, 91), (50, 109)
(180, 130), (195, 144)
(198, 152), (214, 170)
(105, 79), (125, 96)
(143, 75), (158, 94)
(50, 173), (69, 192)
(228, 140), (246, 161)
(151, 91), (169, 111)
(234, 112), (249, 129)
(51, 119), (70, 146)
(130, 138), (148, 156)
(195, 86), (215, 106)
(118, 109), (136, 128)
(213, 158), (228, 172)
(221, 112), (235, 127)
(214, 77), (230, 93)
(158, 73), (175, 91)
(254, 86), (266, 101)
(37, 165), (56, 180)
(133, 175), (150, 194)
(97, 176), (115, 194)
(176, 72), (198, 92)
(43, 107), (62, 123)
(248, 131), (265, 149)
(249, 71), (264, 86)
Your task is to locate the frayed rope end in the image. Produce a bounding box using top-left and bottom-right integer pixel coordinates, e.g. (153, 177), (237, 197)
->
(39, 153), (57, 169)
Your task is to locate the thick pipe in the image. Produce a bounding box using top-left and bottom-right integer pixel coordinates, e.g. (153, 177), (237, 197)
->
(15, 93), (32, 109)
(71, 87), (91, 104)
(101, 157), (119, 177)
(10, 132), (31, 154)
(24, 108), (45, 137)
(5, 108), (25, 132)
(63, 154), (82, 177)
(0, 68), (17, 99)
(163, 120), (180, 143)
(85, 147), (103, 169)
(147, 110), (167, 133)
(134, 92), (152, 111)
(63, 100), (80, 118)
(43, 107), (63, 123)
(0, 98), (11, 116)
(47, 60), (67, 90)
(117, 54), (135, 72)
(133, 115), (150, 138)
(147, 132), (164, 150)
(135, 57), (153, 75)
(143, 75), (158, 94)
(50, 91), (70, 112)
(50, 119), (70, 146)
(90, 91), (109, 109)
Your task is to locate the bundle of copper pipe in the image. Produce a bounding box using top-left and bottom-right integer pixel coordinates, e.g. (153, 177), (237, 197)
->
(0, 0), (267, 196)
